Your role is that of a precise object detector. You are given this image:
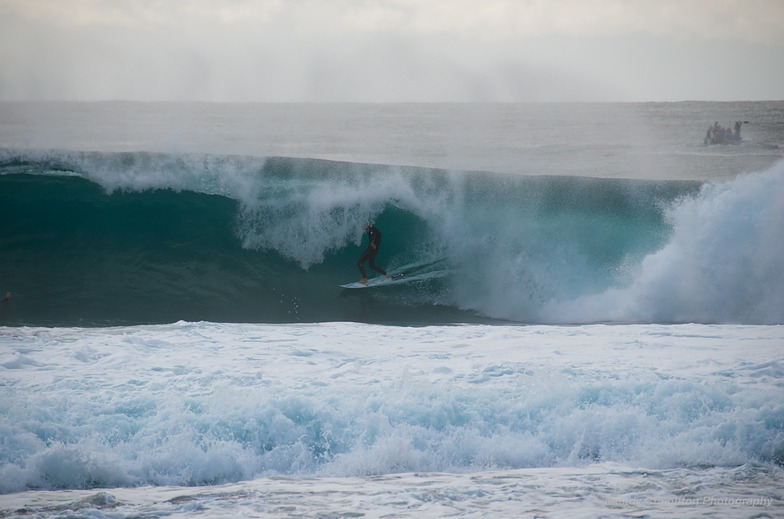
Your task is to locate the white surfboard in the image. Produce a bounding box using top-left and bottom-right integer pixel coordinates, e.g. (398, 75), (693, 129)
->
(340, 273), (405, 289)
(339, 270), (450, 289)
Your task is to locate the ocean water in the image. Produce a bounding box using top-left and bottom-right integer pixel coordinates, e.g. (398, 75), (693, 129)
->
(1, 101), (783, 517)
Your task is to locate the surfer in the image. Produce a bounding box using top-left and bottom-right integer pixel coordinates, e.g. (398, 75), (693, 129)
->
(357, 223), (389, 285)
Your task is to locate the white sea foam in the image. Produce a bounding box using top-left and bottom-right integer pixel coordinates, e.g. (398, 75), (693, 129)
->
(2, 464), (780, 518)
(548, 161), (784, 324)
(1, 321), (783, 517)
(1, 322), (782, 496)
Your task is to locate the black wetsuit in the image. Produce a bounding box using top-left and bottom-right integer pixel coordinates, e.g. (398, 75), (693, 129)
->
(358, 226), (387, 278)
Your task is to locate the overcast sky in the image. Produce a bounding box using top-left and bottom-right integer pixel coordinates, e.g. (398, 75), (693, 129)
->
(1, 0), (782, 102)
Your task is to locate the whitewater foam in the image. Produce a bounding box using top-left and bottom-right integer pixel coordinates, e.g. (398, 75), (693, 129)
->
(551, 161), (784, 324)
(1, 321), (782, 494)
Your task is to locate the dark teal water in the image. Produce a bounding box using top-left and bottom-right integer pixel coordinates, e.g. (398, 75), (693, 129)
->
(0, 150), (705, 326)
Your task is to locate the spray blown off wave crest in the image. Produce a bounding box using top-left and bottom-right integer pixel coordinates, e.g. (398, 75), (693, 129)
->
(1, 148), (781, 325)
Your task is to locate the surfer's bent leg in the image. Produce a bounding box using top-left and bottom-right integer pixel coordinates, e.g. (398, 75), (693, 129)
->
(368, 250), (387, 276)
(357, 248), (372, 278)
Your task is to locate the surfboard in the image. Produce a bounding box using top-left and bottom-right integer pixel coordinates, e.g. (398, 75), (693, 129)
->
(339, 270), (451, 289)
(341, 258), (452, 289)
(340, 273), (404, 289)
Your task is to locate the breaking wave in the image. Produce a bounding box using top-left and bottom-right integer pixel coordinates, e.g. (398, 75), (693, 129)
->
(1, 148), (782, 325)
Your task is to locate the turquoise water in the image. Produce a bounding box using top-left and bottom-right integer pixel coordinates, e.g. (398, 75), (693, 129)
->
(1, 151), (704, 325)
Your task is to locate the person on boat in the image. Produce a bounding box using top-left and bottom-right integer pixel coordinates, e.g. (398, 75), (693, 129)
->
(357, 223), (389, 285)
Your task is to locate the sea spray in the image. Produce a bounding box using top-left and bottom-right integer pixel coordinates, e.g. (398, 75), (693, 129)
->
(550, 159), (784, 324)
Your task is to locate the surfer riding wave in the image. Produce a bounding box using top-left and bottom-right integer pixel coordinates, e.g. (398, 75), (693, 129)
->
(357, 223), (389, 285)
